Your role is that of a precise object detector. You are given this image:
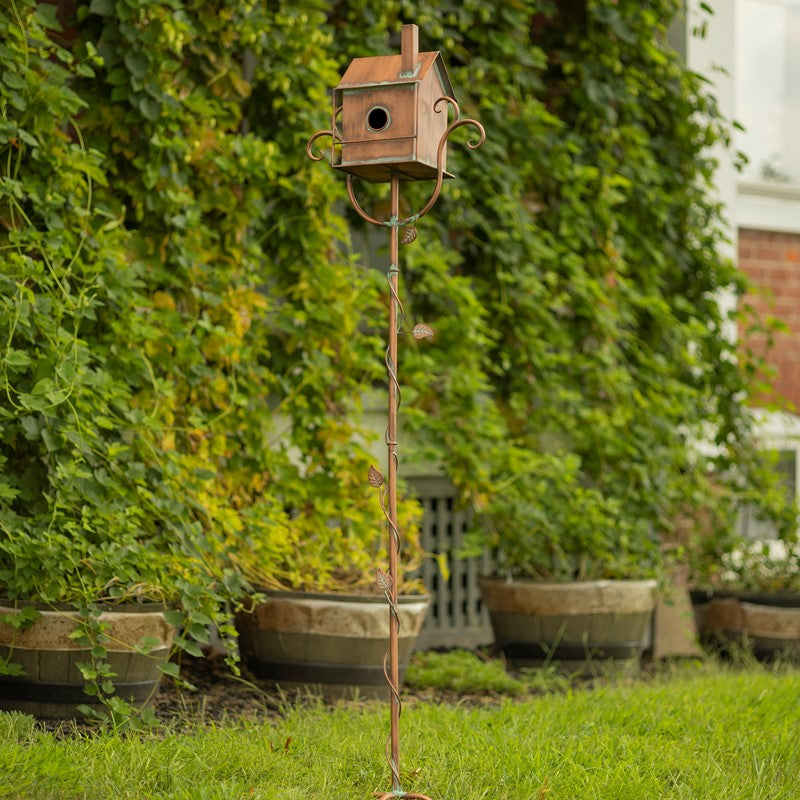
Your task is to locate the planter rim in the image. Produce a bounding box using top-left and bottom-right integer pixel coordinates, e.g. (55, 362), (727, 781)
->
(692, 590), (800, 610)
(0, 601), (175, 652)
(478, 576), (658, 588)
(256, 589), (430, 606)
(478, 576), (658, 616)
(239, 589), (430, 639)
(0, 599), (172, 614)
(697, 589), (800, 608)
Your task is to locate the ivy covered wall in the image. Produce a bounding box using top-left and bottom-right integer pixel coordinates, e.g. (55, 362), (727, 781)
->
(327, 0), (794, 578)
(0, 0), (792, 605)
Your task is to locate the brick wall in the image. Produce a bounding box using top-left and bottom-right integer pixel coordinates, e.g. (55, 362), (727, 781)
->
(738, 228), (800, 410)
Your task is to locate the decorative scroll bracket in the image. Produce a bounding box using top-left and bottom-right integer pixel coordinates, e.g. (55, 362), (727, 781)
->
(335, 97), (486, 231)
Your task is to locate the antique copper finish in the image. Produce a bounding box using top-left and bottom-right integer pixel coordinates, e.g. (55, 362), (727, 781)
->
(307, 23), (484, 800)
(328, 24), (456, 182)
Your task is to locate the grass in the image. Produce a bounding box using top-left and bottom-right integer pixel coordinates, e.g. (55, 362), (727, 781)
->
(405, 649), (530, 695)
(405, 649), (569, 695)
(1, 658), (800, 799)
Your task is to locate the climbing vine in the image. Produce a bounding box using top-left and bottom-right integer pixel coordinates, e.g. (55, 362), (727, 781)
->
(324, 0), (795, 579)
(0, 0), (420, 722)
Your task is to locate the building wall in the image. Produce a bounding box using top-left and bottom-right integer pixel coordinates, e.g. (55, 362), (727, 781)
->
(738, 228), (800, 411)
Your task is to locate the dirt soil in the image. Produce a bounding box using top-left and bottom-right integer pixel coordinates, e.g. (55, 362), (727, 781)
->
(153, 653), (508, 728)
(35, 652), (504, 737)
(152, 652), (288, 729)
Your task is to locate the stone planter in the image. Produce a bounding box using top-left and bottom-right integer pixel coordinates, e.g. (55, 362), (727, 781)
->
(235, 590), (430, 698)
(651, 567), (702, 660)
(479, 577), (658, 674)
(695, 591), (800, 660)
(0, 602), (175, 719)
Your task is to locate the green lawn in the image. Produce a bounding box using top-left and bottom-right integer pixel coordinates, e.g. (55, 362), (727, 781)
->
(2, 663), (799, 799)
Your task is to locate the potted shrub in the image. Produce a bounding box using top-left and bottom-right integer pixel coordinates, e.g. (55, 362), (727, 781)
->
(0, 201), (246, 721)
(0, 588), (177, 723)
(462, 450), (660, 674)
(232, 461), (430, 699)
(692, 539), (800, 660)
(683, 449), (800, 660)
(0, 5), (250, 722)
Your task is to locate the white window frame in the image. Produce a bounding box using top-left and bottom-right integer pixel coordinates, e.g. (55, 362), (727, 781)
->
(686, 0), (800, 237)
(740, 411), (800, 540)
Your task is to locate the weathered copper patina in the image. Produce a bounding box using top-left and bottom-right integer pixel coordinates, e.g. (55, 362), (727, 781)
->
(307, 23), (484, 800)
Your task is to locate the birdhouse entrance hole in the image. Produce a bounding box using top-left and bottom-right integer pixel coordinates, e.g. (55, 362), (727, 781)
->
(367, 106), (390, 132)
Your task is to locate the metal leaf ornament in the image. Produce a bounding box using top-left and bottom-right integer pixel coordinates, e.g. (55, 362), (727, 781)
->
(376, 568), (393, 593)
(411, 324), (435, 340)
(401, 226), (417, 244)
(368, 465), (385, 487)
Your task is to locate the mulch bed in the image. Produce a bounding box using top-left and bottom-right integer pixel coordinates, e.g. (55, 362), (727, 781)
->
(153, 653), (509, 727)
(152, 652), (287, 728)
(33, 652), (505, 737)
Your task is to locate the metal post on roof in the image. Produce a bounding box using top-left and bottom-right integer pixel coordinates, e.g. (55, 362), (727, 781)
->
(400, 23), (419, 77)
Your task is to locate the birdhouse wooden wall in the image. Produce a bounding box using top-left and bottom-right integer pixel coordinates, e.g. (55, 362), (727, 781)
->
(333, 25), (455, 182)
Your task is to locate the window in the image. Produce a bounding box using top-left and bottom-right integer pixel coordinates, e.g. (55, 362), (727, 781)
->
(735, 0), (800, 186)
(739, 447), (799, 539)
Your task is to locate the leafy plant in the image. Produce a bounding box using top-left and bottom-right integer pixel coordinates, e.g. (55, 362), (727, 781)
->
(708, 540), (800, 594)
(327, 0), (795, 580)
(0, 0), (426, 722)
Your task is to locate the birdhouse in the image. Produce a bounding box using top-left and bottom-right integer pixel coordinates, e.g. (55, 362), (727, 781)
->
(332, 24), (455, 182)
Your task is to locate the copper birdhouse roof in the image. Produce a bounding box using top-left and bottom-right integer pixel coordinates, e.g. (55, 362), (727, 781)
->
(335, 51), (455, 99)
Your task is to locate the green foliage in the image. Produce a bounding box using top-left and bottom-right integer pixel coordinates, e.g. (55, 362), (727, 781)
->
(0, 1), (161, 602)
(326, 0), (795, 580)
(69, 0), (423, 595)
(0, 0), (422, 598)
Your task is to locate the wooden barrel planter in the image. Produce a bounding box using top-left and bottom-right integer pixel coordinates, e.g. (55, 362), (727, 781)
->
(695, 592), (800, 660)
(0, 602), (175, 719)
(235, 591), (430, 699)
(479, 578), (658, 674)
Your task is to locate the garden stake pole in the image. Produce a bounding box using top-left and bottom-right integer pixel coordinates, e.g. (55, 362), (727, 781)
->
(386, 172), (401, 790)
(306, 24), (484, 799)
